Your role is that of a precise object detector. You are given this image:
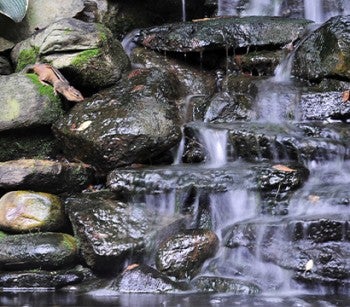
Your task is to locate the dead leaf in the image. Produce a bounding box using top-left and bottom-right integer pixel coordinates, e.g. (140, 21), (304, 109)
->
(308, 195), (320, 203)
(272, 164), (296, 172)
(124, 263), (139, 272)
(342, 90), (350, 102)
(74, 120), (92, 131)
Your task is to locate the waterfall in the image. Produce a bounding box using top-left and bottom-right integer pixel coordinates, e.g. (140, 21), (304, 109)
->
(197, 128), (228, 167)
(242, 0), (282, 16)
(217, 0), (239, 16)
(182, 0), (186, 21)
(304, 0), (323, 23)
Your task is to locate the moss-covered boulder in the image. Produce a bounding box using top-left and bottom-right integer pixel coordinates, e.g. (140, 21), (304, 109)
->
(11, 18), (130, 93)
(293, 15), (350, 81)
(0, 191), (66, 233)
(0, 232), (78, 270)
(0, 74), (62, 132)
(0, 159), (94, 194)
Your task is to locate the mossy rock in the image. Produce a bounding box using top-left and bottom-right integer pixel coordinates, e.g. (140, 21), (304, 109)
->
(0, 191), (66, 233)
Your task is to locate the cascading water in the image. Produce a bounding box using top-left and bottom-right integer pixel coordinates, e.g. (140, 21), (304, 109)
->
(304, 0), (323, 23)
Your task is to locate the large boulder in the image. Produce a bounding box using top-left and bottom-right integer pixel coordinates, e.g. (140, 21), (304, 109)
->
(0, 74), (62, 132)
(293, 15), (350, 81)
(53, 68), (182, 172)
(0, 191), (66, 233)
(135, 16), (312, 52)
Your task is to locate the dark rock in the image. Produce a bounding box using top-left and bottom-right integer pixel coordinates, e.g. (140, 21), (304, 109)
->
(53, 68), (182, 172)
(0, 56), (12, 75)
(293, 15), (350, 81)
(136, 16), (312, 53)
(155, 229), (219, 279)
(0, 159), (94, 194)
(191, 275), (261, 294)
(0, 266), (93, 289)
(65, 192), (188, 274)
(112, 264), (190, 293)
(0, 232), (78, 270)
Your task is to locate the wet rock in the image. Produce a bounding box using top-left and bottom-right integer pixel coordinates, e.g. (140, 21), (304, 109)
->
(223, 214), (350, 288)
(300, 91), (350, 121)
(155, 229), (219, 279)
(111, 264), (190, 293)
(65, 192), (188, 274)
(293, 15), (350, 81)
(231, 50), (283, 76)
(107, 164), (256, 198)
(0, 191), (65, 233)
(204, 91), (254, 122)
(0, 159), (94, 194)
(256, 163), (309, 192)
(185, 121), (350, 163)
(0, 266), (93, 289)
(11, 18), (130, 92)
(53, 68), (181, 172)
(0, 74), (62, 132)
(136, 16), (312, 53)
(0, 232), (78, 270)
(191, 276), (261, 294)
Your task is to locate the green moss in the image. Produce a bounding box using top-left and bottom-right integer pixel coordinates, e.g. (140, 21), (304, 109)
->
(0, 231), (7, 240)
(1, 98), (20, 121)
(16, 46), (39, 71)
(96, 24), (108, 43)
(71, 49), (101, 68)
(25, 73), (60, 103)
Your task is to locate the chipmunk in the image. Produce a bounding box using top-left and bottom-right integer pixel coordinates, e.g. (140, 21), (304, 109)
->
(24, 63), (84, 102)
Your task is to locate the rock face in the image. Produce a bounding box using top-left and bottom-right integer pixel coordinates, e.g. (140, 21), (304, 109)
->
(293, 15), (350, 81)
(0, 191), (65, 233)
(53, 68), (182, 171)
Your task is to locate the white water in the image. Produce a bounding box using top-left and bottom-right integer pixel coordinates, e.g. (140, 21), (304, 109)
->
(242, 0), (282, 16)
(182, 0), (186, 21)
(217, 0), (239, 16)
(197, 128), (228, 167)
(304, 0), (323, 23)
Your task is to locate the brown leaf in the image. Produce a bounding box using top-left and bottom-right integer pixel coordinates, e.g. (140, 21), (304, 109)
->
(272, 164), (296, 172)
(342, 90), (350, 102)
(308, 195), (320, 203)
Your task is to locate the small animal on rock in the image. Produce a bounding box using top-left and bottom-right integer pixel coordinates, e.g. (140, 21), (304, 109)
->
(24, 63), (84, 102)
